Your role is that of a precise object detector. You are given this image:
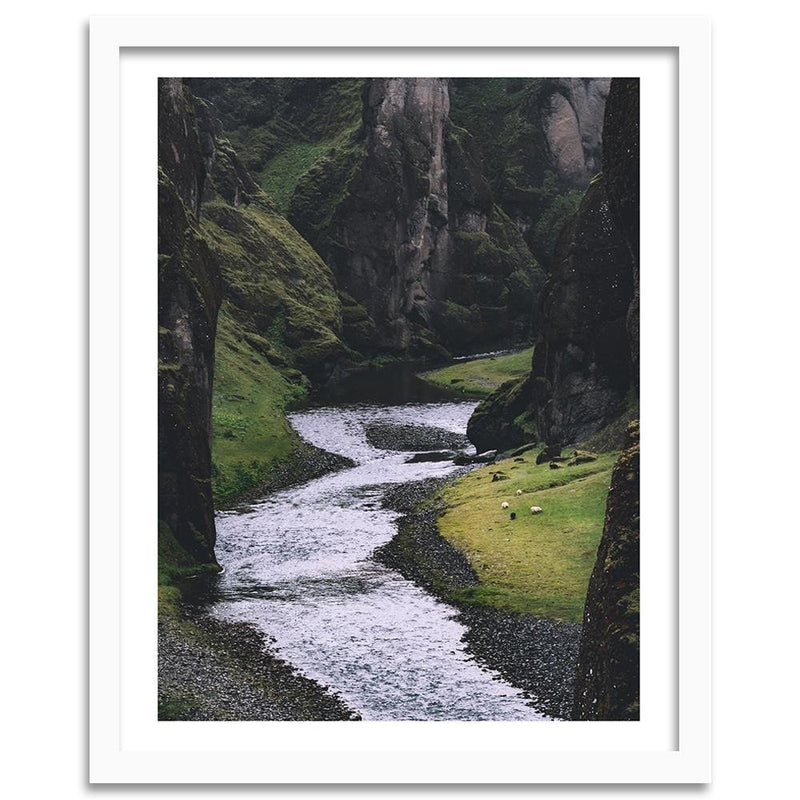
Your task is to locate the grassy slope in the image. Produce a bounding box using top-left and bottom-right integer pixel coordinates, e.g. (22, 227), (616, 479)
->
(259, 139), (335, 215)
(199, 184), (349, 506)
(418, 347), (534, 398)
(210, 306), (309, 506)
(438, 447), (617, 622)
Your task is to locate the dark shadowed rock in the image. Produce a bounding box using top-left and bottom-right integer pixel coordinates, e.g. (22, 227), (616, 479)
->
(603, 78), (640, 389)
(405, 451), (458, 464)
(572, 420), (640, 720)
(365, 422), (469, 452)
(531, 174), (634, 446)
(467, 373), (538, 453)
(536, 443), (563, 464)
(158, 79), (222, 567)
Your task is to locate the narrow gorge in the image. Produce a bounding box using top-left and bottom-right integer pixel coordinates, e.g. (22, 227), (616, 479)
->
(157, 76), (639, 722)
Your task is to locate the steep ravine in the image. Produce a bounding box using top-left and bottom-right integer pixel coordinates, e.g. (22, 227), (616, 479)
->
(189, 78), (611, 359)
(157, 76), (636, 722)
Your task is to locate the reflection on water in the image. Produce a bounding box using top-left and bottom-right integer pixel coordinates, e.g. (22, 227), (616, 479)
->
(211, 399), (545, 720)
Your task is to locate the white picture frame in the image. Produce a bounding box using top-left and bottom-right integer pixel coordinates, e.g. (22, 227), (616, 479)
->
(90, 14), (711, 784)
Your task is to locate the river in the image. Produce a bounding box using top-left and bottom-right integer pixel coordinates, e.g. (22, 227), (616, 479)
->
(210, 366), (546, 721)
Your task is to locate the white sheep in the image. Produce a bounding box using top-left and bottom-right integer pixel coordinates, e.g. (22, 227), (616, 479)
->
(530, 506), (543, 514)
(501, 502), (509, 510)
(515, 489), (523, 496)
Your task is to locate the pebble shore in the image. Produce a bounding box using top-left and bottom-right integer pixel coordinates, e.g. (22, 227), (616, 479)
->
(376, 476), (581, 720)
(158, 608), (359, 721)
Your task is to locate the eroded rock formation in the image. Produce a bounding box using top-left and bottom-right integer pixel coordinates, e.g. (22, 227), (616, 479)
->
(572, 421), (640, 720)
(158, 78), (222, 567)
(531, 174), (635, 446)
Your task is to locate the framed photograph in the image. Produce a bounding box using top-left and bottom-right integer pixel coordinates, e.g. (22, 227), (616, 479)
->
(90, 14), (710, 783)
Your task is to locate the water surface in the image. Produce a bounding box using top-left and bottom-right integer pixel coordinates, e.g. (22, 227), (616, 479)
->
(212, 393), (545, 720)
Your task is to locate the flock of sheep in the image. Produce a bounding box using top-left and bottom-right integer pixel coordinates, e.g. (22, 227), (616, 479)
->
(500, 490), (543, 516)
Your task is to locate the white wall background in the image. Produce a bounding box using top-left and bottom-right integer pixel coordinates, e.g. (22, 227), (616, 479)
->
(1, 1), (796, 796)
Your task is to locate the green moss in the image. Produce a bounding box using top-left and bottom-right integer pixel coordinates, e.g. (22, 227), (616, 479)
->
(158, 520), (222, 587)
(418, 347), (534, 398)
(211, 306), (310, 505)
(288, 128), (365, 256)
(436, 447), (619, 621)
(259, 138), (336, 214)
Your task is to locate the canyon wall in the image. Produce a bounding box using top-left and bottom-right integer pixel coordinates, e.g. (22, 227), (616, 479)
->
(157, 78), (222, 567)
(189, 78), (609, 359)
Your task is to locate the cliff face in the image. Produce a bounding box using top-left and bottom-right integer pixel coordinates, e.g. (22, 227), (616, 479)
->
(531, 174), (634, 446)
(288, 78), (544, 356)
(184, 78), (611, 359)
(158, 79), (222, 567)
(540, 78), (610, 187)
(529, 78), (638, 447)
(306, 78), (455, 355)
(602, 78), (640, 388)
(449, 78), (611, 269)
(572, 421), (640, 720)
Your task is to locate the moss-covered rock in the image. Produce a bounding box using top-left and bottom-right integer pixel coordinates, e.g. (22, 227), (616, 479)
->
(466, 372), (538, 454)
(572, 421), (640, 720)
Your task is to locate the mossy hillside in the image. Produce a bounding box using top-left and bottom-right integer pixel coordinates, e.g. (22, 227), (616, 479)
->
(418, 346), (535, 398)
(192, 105), (358, 508)
(259, 139), (336, 214)
(437, 448), (618, 622)
(257, 79), (366, 215)
(187, 78), (365, 173)
(437, 203), (543, 349)
(210, 306), (310, 506)
(287, 128), (366, 262)
(200, 192), (349, 385)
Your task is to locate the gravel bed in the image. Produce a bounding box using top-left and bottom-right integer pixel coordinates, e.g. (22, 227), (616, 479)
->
(457, 608), (580, 720)
(365, 423), (470, 452)
(158, 609), (359, 721)
(375, 477), (581, 720)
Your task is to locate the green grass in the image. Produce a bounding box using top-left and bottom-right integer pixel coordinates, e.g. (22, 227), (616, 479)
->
(259, 139), (335, 214)
(211, 306), (309, 505)
(418, 347), (534, 398)
(437, 447), (618, 622)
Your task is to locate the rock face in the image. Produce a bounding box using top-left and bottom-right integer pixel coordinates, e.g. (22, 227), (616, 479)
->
(287, 78), (547, 356)
(531, 173), (635, 445)
(466, 373), (538, 454)
(602, 78), (640, 389)
(186, 78), (612, 359)
(528, 78), (639, 448)
(158, 79), (222, 566)
(572, 421), (640, 720)
(541, 79), (610, 187)
(320, 78), (454, 354)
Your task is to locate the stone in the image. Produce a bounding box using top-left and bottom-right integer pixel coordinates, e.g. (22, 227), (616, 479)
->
(572, 420), (640, 720)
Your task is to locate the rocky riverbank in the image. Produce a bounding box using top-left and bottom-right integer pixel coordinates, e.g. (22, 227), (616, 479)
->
(375, 477), (581, 720)
(365, 422), (470, 452)
(158, 602), (359, 721)
(215, 442), (355, 512)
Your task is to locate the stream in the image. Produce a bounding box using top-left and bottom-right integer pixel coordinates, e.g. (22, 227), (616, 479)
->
(211, 366), (546, 721)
